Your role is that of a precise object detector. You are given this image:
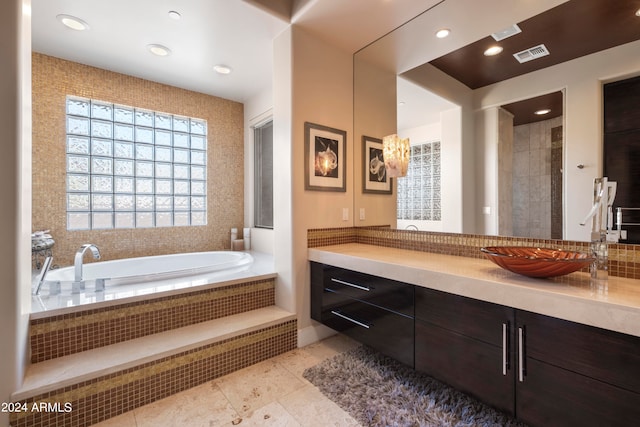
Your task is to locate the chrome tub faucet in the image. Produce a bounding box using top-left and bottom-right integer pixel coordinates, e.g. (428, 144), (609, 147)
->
(73, 244), (101, 293)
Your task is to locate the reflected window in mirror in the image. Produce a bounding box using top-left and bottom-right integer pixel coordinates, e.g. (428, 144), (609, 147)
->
(397, 141), (441, 228)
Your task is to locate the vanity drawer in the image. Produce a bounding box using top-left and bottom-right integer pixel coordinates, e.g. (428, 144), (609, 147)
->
(320, 297), (414, 367)
(321, 265), (414, 316)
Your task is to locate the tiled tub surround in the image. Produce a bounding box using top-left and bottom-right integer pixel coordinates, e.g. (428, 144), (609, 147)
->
(30, 251), (276, 362)
(30, 277), (275, 363)
(308, 226), (640, 279)
(308, 243), (640, 338)
(13, 252), (297, 427)
(32, 53), (245, 267)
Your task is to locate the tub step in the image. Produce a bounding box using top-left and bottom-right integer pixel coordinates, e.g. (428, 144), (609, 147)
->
(29, 276), (277, 363)
(12, 306), (296, 426)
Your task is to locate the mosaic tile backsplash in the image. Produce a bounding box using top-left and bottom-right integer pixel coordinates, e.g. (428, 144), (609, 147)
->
(307, 226), (640, 279)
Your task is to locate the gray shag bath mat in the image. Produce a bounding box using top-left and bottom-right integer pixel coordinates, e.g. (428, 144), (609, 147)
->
(303, 345), (526, 427)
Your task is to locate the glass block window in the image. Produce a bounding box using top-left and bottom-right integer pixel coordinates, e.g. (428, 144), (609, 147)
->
(397, 141), (441, 221)
(65, 96), (207, 230)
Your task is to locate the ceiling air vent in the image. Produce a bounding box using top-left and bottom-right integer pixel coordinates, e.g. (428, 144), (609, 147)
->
(513, 44), (550, 63)
(491, 24), (521, 41)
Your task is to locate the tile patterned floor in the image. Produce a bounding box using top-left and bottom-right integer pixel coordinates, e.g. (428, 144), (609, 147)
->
(93, 334), (361, 427)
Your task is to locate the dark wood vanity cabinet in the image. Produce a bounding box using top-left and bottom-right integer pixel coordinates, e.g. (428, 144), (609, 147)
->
(414, 287), (640, 426)
(515, 310), (640, 427)
(310, 262), (414, 367)
(310, 263), (640, 426)
(414, 287), (516, 415)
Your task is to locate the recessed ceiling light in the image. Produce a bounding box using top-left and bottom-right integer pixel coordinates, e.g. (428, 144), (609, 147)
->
(484, 46), (503, 56)
(147, 44), (171, 57)
(435, 28), (450, 39)
(213, 65), (232, 75)
(535, 109), (551, 115)
(168, 10), (181, 20)
(636, 8), (640, 17)
(56, 14), (89, 31)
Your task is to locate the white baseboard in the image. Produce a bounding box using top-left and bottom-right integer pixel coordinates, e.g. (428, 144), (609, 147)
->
(297, 323), (337, 348)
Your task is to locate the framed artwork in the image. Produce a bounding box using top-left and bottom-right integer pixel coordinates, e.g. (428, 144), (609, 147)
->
(362, 135), (392, 194)
(304, 122), (347, 192)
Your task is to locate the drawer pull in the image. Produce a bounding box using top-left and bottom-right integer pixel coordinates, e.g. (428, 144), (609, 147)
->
(331, 310), (371, 329)
(502, 323), (508, 376)
(518, 326), (525, 382)
(330, 278), (371, 291)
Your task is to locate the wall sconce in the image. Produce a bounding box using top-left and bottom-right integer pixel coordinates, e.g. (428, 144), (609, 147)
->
(382, 134), (410, 177)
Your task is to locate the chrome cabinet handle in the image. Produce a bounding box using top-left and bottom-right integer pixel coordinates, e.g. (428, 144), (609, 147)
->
(502, 323), (508, 376)
(331, 310), (371, 329)
(330, 278), (371, 291)
(518, 326), (525, 382)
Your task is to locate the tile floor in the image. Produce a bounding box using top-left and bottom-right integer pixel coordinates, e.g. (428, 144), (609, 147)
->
(93, 334), (361, 427)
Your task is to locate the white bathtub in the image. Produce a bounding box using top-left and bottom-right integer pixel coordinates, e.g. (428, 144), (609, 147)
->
(43, 251), (253, 290)
(31, 251), (275, 314)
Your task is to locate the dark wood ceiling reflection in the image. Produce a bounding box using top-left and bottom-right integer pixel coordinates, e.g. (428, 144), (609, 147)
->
(502, 91), (563, 126)
(429, 0), (640, 90)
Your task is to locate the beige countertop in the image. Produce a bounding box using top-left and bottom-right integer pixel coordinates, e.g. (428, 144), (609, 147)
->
(308, 243), (640, 338)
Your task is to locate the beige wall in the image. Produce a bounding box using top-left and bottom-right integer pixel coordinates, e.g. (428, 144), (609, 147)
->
(498, 108), (514, 236)
(273, 26), (354, 346)
(401, 63), (476, 234)
(353, 56), (398, 227)
(32, 54), (245, 266)
(2, 0), (32, 423)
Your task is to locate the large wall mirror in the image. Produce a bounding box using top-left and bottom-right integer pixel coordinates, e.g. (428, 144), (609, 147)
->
(353, 0), (640, 242)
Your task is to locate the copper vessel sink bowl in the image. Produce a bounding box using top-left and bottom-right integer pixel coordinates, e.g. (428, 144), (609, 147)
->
(480, 246), (594, 278)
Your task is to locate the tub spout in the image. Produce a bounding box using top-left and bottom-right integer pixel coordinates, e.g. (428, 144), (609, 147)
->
(33, 256), (53, 296)
(74, 244), (101, 284)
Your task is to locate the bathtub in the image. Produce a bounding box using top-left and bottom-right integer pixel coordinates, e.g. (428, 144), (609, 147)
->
(44, 251), (253, 289)
(31, 251), (277, 314)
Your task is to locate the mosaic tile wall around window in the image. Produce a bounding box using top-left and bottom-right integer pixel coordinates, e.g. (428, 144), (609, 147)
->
(32, 53), (244, 266)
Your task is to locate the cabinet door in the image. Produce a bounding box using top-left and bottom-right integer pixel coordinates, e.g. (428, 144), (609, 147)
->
(516, 358), (640, 427)
(416, 320), (515, 415)
(415, 287), (515, 415)
(516, 310), (640, 426)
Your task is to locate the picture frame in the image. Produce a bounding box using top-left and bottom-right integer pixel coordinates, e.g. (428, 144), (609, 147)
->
(362, 135), (392, 194)
(304, 122), (347, 192)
